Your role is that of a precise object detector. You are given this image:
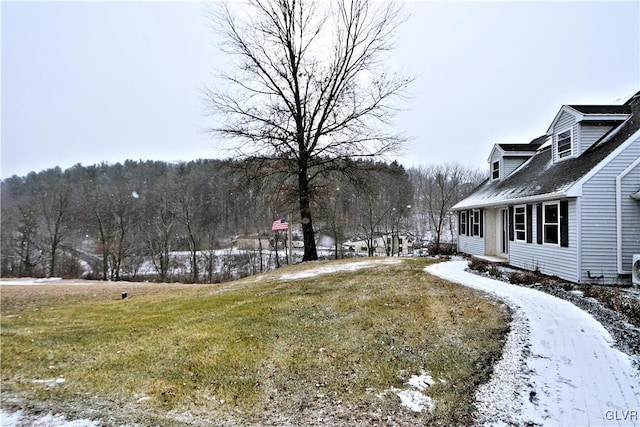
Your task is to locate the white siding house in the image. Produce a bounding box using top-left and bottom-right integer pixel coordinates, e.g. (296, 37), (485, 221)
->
(344, 234), (412, 256)
(453, 92), (640, 285)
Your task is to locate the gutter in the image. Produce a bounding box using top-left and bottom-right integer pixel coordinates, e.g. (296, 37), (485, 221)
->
(616, 157), (640, 275)
(452, 191), (568, 211)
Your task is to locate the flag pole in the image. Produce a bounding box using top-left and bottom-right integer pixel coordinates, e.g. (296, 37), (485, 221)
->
(288, 212), (293, 265)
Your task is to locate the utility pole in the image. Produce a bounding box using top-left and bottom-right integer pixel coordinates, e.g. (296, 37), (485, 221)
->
(288, 212), (293, 265)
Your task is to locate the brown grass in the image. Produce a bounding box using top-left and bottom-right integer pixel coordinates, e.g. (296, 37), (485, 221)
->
(1, 258), (510, 426)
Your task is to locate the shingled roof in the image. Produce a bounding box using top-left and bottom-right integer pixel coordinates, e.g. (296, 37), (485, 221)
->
(497, 135), (547, 152)
(567, 105), (631, 115)
(453, 92), (640, 209)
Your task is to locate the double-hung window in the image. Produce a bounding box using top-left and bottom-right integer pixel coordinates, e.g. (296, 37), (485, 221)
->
(459, 211), (467, 235)
(492, 161), (500, 180)
(514, 205), (526, 241)
(557, 129), (572, 159)
(543, 203), (559, 244)
(472, 209), (481, 236)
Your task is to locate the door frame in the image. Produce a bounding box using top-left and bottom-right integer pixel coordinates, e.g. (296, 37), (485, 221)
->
(499, 208), (509, 256)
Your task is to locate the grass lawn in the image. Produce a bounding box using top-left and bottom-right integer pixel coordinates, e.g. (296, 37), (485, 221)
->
(1, 258), (510, 426)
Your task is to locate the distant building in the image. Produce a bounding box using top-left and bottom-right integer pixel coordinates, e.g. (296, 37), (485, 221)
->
(343, 234), (412, 256)
(237, 236), (271, 251)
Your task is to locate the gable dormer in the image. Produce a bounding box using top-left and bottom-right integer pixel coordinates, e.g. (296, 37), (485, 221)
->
(487, 136), (544, 182)
(547, 104), (631, 162)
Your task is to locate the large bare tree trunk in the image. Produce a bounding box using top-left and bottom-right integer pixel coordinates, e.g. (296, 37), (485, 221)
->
(298, 165), (318, 261)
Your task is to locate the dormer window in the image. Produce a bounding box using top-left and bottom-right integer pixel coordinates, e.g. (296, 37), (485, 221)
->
(557, 128), (573, 159)
(491, 160), (500, 180)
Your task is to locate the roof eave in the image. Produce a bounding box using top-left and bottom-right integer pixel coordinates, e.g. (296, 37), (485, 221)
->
(546, 105), (582, 134)
(501, 150), (538, 156)
(579, 113), (630, 122)
(487, 144), (505, 163)
(452, 191), (569, 210)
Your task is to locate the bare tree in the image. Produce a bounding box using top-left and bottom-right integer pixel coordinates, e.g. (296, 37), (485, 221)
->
(410, 163), (483, 253)
(358, 192), (390, 256)
(206, 0), (412, 261)
(37, 168), (73, 277)
(144, 173), (177, 282)
(16, 204), (43, 276)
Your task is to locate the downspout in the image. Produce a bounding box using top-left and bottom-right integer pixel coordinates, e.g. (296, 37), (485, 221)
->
(616, 157), (640, 274)
(576, 197), (582, 283)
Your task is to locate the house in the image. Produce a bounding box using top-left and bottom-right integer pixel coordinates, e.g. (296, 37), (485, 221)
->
(344, 234), (412, 256)
(236, 236), (271, 251)
(453, 91), (640, 285)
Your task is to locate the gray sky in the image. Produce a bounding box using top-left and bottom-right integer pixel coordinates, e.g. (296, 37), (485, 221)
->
(2, 1), (639, 179)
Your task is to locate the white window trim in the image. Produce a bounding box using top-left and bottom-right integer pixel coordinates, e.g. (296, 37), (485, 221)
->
(543, 202), (560, 246)
(514, 205), (527, 242)
(491, 160), (501, 181)
(460, 211), (467, 235)
(472, 209), (481, 237)
(556, 127), (573, 160)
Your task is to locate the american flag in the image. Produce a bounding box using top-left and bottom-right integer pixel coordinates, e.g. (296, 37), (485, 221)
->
(271, 218), (288, 231)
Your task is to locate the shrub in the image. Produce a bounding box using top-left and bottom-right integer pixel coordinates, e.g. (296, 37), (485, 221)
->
(585, 286), (640, 328)
(488, 264), (502, 279)
(507, 270), (542, 285)
(468, 258), (489, 273)
(427, 242), (457, 256)
(519, 271), (541, 285)
(506, 271), (521, 284)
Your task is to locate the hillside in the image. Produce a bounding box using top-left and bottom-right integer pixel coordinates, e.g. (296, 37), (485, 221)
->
(1, 258), (510, 426)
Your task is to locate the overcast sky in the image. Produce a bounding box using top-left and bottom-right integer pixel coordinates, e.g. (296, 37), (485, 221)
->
(2, 1), (639, 179)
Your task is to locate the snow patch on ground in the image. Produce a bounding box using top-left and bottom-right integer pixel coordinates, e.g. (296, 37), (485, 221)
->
(279, 258), (402, 280)
(32, 377), (66, 388)
(379, 370), (440, 413)
(0, 409), (99, 427)
(394, 389), (434, 413)
(1, 277), (63, 286)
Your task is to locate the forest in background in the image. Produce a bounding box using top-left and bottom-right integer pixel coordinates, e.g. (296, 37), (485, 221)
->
(1, 159), (483, 283)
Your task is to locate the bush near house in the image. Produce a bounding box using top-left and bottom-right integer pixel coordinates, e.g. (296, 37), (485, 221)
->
(582, 285), (640, 328)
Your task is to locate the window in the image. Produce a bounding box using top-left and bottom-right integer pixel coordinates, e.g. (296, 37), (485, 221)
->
(492, 160), (500, 180)
(543, 203), (559, 244)
(557, 129), (572, 159)
(459, 211), (467, 235)
(472, 209), (481, 236)
(514, 206), (526, 241)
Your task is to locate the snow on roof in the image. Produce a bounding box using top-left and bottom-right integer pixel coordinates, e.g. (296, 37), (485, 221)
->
(454, 101), (640, 210)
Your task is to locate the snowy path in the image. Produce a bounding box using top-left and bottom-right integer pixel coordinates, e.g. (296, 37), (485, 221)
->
(426, 261), (640, 427)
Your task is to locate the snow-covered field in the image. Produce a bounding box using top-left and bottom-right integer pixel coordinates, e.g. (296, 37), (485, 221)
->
(427, 260), (640, 426)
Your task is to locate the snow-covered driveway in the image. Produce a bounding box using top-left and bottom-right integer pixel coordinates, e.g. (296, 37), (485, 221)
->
(426, 260), (640, 426)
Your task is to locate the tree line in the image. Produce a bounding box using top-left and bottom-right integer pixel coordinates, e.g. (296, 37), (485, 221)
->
(1, 159), (483, 282)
